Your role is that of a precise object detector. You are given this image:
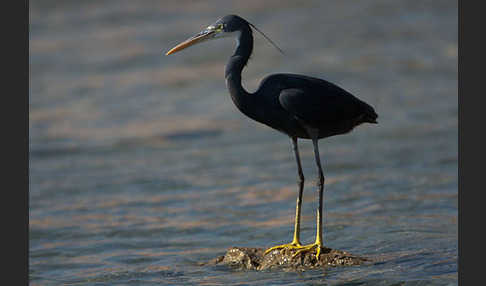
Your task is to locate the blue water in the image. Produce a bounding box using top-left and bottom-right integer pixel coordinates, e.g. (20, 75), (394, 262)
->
(30, 0), (457, 285)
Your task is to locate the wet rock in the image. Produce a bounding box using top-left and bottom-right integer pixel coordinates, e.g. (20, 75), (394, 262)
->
(206, 246), (369, 271)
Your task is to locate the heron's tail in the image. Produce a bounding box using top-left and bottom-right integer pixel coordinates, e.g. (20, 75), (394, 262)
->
(362, 103), (378, 124)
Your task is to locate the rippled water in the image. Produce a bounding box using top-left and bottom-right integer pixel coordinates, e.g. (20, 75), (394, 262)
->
(30, 1), (457, 285)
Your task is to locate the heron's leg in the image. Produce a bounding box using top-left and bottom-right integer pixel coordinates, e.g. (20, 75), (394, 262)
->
(293, 138), (325, 260)
(291, 137), (305, 245)
(264, 137), (305, 255)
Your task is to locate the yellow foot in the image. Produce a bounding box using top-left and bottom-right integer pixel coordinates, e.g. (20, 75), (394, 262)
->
(264, 241), (303, 256)
(292, 242), (324, 260)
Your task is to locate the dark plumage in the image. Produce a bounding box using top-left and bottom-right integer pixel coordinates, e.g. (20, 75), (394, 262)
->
(238, 73), (378, 139)
(166, 14), (378, 259)
(217, 15), (377, 140)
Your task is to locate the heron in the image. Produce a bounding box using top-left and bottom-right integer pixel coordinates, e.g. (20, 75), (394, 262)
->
(166, 15), (378, 260)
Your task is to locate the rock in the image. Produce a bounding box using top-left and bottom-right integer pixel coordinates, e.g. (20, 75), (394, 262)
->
(205, 246), (369, 271)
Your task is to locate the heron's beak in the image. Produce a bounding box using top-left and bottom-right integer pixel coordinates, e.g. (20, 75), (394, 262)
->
(166, 28), (217, 55)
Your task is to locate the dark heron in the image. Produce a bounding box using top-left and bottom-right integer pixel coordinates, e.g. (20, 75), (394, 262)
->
(166, 15), (378, 259)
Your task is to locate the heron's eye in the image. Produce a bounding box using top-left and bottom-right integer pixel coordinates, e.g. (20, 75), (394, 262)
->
(207, 24), (224, 32)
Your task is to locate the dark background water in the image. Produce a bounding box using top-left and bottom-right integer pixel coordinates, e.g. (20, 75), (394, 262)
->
(30, 1), (457, 285)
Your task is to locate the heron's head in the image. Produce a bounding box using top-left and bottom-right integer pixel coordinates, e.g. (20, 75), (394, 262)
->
(165, 15), (247, 56)
(165, 15), (283, 55)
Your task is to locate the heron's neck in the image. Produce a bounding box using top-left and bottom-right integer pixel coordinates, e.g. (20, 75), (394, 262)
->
(225, 26), (256, 118)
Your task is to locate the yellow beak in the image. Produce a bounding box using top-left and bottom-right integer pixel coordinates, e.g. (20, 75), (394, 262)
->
(165, 30), (216, 55)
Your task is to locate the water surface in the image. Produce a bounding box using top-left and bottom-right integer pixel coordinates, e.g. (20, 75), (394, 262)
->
(30, 1), (457, 285)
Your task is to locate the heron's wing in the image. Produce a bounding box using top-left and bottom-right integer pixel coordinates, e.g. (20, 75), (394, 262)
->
(278, 85), (365, 128)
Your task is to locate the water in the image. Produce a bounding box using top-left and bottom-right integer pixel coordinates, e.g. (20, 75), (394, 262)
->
(30, 1), (457, 285)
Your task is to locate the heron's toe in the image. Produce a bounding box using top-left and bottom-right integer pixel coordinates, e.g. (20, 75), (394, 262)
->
(263, 241), (303, 256)
(292, 242), (324, 260)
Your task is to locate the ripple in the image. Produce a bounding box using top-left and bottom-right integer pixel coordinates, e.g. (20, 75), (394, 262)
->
(30, 0), (457, 285)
